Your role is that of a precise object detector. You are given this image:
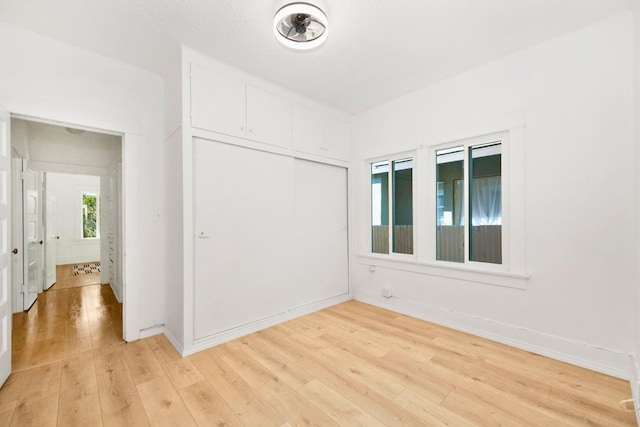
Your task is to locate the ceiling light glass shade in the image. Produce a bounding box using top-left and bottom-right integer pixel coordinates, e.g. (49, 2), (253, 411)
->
(274, 3), (328, 50)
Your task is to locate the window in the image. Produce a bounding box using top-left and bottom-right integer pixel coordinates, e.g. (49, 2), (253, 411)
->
(363, 123), (526, 287)
(82, 192), (99, 238)
(371, 156), (413, 255)
(436, 142), (501, 265)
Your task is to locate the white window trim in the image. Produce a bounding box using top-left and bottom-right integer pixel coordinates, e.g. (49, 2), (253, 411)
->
(359, 114), (528, 289)
(368, 150), (417, 259)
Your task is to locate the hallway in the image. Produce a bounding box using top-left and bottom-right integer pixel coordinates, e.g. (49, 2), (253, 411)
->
(11, 264), (122, 371)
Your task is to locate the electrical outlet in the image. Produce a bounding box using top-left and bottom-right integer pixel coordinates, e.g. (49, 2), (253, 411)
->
(382, 287), (392, 298)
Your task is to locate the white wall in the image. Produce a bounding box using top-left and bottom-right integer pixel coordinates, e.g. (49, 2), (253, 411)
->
(0, 22), (165, 340)
(49, 173), (100, 264)
(353, 12), (634, 378)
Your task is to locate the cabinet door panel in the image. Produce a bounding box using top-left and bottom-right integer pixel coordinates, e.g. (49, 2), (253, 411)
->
(324, 116), (351, 161)
(190, 64), (246, 138)
(246, 85), (291, 149)
(292, 104), (324, 156)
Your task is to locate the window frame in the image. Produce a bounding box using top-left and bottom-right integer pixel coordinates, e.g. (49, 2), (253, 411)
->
(428, 132), (508, 270)
(368, 151), (417, 259)
(360, 119), (528, 289)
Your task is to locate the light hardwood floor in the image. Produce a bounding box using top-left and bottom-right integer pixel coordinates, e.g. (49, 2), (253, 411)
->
(2, 295), (636, 425)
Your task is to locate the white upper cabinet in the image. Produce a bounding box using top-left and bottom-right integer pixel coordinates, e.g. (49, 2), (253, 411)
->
(291, 104), (324, 155)
(190, 63), (246, 139)
(292, 104), (350, 161)
(190, 61), (350, 161)
(324, 115), (351, 161)
(246, 85), (291, 149)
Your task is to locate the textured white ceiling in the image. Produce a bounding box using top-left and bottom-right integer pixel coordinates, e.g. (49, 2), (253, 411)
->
(0, 0), (631, 113)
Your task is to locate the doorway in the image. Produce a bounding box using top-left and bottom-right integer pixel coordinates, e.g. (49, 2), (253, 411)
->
(10, 117), (124, 370)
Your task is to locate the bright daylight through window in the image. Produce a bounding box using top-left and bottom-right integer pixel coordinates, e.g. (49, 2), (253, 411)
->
(82, 192), (99, 239)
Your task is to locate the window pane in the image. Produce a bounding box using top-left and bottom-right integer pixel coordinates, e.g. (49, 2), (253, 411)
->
(436, 147), (463, 262)
(469, 143), (501, 264)
(82, 193), (99, 238)
(393, 158), (413, 254)
(371, 161), (389, 253)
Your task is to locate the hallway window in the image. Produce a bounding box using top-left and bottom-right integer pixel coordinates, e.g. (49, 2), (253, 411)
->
(82, 192), (99, 238)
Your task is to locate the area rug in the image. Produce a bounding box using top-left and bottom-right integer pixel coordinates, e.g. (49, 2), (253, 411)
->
(72, 262), (101, 275)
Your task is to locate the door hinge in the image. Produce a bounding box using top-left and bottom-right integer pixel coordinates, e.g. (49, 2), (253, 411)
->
(19, 172), (25, 180)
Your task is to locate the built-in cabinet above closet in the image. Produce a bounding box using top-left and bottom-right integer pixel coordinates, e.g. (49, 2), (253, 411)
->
(292, 103), (351, 160)
(189, 62), (350, 161)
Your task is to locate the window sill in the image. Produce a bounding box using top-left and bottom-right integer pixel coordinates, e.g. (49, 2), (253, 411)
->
(357, 253), (530, 290)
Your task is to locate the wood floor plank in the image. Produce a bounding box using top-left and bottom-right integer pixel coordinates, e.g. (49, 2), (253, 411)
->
(189, 350), (287, 426)
(178, 380), (245, 427)
(289, 331), (406, 400)
(441, 390), (531, 427)
(393, 388), (478, 427)
(248, 333), (318, 389)
(0, 371), (27, 407)
(264, 328), (426, 426)
(94, 347), (150, 426)
(57, 392), (103, 427)
(298, 379), (386, 427)
(18, 362), (61, 403)
(58, 352), (98, 401)
(144, 335), (181, 364)
(122, 339), (165, 385)
(9, 395), (59, 427)
(161, 357), (204, 391)
(257, 377), (341, 427)
(136, 375), (197, 427)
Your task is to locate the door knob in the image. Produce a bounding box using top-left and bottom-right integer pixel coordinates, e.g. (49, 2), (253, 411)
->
(55, 236), (60, 240)
(39, 240), (43, 245)
(11, 248), (17, 254)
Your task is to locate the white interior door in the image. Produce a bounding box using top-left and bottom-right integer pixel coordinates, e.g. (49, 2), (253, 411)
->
(11, 158), (23, 314)
(22, 160), (39, 310)
(44, 173), (56, 290)
(0, 110), (13, 386)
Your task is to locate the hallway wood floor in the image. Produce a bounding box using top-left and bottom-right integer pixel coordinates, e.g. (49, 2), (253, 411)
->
(0, 299), (635, 426)
(12, 264), (122, 371)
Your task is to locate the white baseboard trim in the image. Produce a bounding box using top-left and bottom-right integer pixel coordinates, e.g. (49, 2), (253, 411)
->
(353, 288), (630, 380)
(182, 293), (351, 357)
(162, 327), (186, 356)
(139, 324), (165, 339)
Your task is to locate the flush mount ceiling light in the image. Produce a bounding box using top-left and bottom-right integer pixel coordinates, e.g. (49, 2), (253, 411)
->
(273, 3), (328, 50)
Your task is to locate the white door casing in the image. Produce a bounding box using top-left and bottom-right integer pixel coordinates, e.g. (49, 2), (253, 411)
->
(0, 110), (13, 387)
(11, 158), (23, 314)
(44, 173), (56, 290)
(22, 160), (39, 310)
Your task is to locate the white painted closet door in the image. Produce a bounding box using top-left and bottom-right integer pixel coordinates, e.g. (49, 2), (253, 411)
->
(193, 138), (294, 340)
(0, 110), (11, 386)
(294, 159), (349, 304)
